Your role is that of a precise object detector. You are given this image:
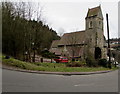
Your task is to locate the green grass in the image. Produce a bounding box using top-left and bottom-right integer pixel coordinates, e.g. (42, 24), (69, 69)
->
(2, 56), (118, 72)
(33, 62), (66, 68)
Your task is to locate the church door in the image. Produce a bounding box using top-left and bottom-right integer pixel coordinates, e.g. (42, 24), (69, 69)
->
(95, 47), (101, 59)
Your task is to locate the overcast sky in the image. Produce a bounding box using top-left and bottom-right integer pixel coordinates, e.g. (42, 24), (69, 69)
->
(9, 0), (119, 38)
(33, 1), (118, 39)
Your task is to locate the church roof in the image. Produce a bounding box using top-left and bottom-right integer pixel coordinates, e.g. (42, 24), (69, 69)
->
(58, 30), (86, 46)
(49, 48), (62, 55)
(50, 40), (60, 48)
(86, 6), (102, 18)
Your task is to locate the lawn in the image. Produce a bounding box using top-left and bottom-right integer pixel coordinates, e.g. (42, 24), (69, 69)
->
(2, 56), (118, 72)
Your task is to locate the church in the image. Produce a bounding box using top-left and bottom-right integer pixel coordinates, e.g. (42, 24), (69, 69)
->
(50, 6), (107, 60)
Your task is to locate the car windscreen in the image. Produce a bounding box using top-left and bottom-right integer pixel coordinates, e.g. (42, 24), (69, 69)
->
(61, 58), (67, 59)
(55, 57), (60, 59)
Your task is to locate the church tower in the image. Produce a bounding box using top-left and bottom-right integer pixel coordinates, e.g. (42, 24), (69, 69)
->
(85, 6), (107, 59)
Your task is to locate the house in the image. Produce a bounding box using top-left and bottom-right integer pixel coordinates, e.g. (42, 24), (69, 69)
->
(50, 6), (107, 60)
(109, 38), (120, 50)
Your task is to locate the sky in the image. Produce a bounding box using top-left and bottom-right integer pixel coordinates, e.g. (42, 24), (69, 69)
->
(6, 0), (119, 38)
(33, 1), (118, 39)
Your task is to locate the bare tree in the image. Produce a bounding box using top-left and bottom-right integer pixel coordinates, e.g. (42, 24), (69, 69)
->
(27, 2), (33, 20)
(26, 2), (34, 62)
(33, 2), (44, 22)
(2, 2), (59, 62)
(15, 2), (30, 61)
(66, 32), (79, 58)
(32, 2), (44, 62)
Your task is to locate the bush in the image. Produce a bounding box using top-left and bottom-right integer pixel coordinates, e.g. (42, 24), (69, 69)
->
(41, 50), (55, 59)
(66, 61), (86, 67)
(98, 59), (108, 68)
(5, 56), (10, 59)
(86, 56), (98, 67)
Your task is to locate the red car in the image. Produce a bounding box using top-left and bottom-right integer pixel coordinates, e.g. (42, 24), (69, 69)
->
(54, 57), (68, 63)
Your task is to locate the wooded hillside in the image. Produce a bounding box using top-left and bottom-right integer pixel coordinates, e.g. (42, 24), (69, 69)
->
(2, 2), (60, 60)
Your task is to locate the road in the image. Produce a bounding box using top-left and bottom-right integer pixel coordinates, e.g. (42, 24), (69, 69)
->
(2, 69), (118, 92)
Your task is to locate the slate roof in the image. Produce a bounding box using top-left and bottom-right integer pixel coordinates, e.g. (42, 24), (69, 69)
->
(50, 40), (60, 48)
(58, 30), (86, 46)
(86, 6), (101, 18)
(49, 48), (62, 55)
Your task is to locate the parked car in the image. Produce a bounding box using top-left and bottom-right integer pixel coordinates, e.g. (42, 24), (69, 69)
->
(54, 57), (68, 63)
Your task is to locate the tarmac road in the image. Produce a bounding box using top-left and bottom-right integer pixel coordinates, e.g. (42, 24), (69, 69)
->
(2, 69), (118, 92)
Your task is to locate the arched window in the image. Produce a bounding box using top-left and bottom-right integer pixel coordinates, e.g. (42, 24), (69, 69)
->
(95, 47), (101, 59)
(89, 21), (93, 28)
(99, 21), (103, 30)
(99, 21), (101, 25)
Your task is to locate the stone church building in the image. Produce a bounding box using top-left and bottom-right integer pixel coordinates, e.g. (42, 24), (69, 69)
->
(50, 6), (107, 60)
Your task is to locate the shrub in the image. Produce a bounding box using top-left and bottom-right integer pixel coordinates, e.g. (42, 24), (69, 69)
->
(98, 59), (108, 68)
(86, 56), (98, 67)
(41, 50), (55, 59)
(5, 56), (10, 59)
(66, 61), (86, 67)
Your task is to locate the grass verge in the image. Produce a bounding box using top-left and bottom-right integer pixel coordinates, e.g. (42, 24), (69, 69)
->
(2, 57), (118, 72)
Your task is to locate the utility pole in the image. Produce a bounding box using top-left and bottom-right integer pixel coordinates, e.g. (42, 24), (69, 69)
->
(106, 13), (111, 69)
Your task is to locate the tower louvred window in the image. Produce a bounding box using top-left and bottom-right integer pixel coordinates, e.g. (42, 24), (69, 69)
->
(89, 21), (93, 28)
(99, 21), (101, 25)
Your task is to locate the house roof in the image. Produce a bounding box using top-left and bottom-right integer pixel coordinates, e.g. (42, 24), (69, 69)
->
(49, 48), (62, 55)
(50, 40), (60, 48)
(58, 30), (86, 46)
(86, 6), (102, 18)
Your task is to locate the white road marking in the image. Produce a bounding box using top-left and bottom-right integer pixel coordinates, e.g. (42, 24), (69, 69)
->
(74, 83), (94, 87)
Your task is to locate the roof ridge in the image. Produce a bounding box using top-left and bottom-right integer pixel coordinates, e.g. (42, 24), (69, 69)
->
(64, 30), (85, 35)
(53, 40), (60, 41)
(89, 6), (100, 10)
